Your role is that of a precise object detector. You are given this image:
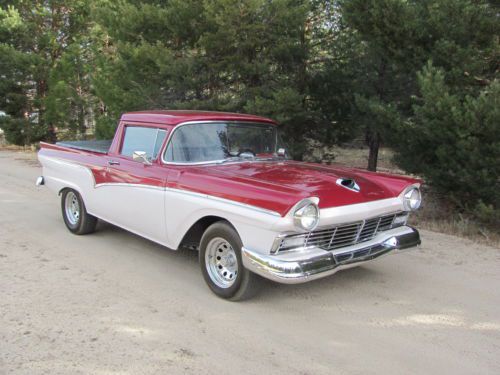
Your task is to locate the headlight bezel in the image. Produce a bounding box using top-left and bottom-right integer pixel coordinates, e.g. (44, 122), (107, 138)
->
(402, 186), (422, 211)
(293, 200), (320, 231)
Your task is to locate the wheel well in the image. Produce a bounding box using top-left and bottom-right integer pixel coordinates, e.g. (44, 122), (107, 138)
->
(179, 216), (235, 250)
(59, 187), (69, 196)
(58, 187), (75, 196)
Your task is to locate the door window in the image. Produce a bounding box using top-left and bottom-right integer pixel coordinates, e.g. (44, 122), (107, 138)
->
(120, 126), (167, 160)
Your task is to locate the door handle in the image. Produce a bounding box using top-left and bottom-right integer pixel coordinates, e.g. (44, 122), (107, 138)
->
(108, 160), (120, 165)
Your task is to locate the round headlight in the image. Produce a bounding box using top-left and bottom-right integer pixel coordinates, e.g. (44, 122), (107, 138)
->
(294, 203), (319, 231)
(403, 187), (422, 211)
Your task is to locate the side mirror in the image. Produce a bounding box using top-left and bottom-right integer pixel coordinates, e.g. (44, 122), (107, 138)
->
(277, 148), (286, 157)
(133, 151), (152, 165)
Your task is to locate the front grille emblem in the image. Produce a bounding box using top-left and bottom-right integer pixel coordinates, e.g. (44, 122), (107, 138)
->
(336, 178), (360, 192)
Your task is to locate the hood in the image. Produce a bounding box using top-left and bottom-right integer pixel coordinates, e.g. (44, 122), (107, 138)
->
(176, 160), (420, 216)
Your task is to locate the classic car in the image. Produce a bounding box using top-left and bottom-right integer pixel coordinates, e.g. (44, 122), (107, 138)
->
(36, 110), (422, 300)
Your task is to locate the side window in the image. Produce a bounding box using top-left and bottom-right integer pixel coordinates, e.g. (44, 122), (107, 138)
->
(120, 126), (167, 160)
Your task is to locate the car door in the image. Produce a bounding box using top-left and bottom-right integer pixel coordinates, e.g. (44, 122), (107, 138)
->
(93, 124), (170, 245)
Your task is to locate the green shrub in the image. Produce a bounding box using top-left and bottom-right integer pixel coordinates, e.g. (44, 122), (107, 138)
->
(473, 201), (500, 227)
(0, 116), (47, 146)
(394, 64), (500, 226)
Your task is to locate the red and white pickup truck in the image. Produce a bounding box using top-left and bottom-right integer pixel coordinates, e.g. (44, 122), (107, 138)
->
(37, 110), (422, 300)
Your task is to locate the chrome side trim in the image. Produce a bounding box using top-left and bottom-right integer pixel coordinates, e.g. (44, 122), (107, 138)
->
(94, 183), (165, 191)
(242, 226), (420, 284)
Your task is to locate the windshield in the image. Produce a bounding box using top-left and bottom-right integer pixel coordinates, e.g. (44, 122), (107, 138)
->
(164, 122), (284, 163)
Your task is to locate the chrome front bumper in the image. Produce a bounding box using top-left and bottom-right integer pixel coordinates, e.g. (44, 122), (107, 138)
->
(242, 226), (420, 284)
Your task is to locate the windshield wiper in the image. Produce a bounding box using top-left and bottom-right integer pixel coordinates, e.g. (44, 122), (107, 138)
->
(216, 155), (282, 165)
(216, 156), (243, 164)
(254, 156), (283, 162)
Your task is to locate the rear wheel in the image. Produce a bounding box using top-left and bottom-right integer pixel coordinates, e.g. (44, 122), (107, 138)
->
(61, 189), (97, 235)
(200, 222), (261, 301)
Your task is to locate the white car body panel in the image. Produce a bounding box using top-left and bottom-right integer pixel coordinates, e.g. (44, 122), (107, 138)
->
(39, 154), (409, 256)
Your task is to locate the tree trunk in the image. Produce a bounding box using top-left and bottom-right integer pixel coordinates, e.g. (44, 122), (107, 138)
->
(366, 59), (387, 172)
(36, 79), (56, 143)
(366, 129), (380, 171)
(78, 104), (85, 136)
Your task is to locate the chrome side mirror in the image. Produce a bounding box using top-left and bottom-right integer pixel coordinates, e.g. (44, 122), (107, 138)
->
(277, 148), (286, 157)
(133, 151), (152, 165)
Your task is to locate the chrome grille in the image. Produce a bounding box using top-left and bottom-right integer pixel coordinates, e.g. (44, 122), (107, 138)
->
(278, 212), (404, 252)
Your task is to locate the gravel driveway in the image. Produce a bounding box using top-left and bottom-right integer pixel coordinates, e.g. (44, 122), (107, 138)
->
(1, 150), (499, 374)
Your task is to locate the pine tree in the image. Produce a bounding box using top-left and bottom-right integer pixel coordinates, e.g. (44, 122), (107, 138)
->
(0, 0), (94, 144)
(395, 63), (499, 225)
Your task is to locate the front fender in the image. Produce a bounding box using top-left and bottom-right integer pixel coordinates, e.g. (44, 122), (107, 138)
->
(164, 188), (282, 253)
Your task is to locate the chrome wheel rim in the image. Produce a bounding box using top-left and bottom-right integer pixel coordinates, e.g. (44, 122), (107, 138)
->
(65, 191), (80, 226)
(205, 237), (238, 288)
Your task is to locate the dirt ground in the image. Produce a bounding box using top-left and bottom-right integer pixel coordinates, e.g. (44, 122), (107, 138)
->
(1, 149), (499, 375)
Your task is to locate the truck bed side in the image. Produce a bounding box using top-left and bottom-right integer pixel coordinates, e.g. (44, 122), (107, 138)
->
(55, 140), (112, 154)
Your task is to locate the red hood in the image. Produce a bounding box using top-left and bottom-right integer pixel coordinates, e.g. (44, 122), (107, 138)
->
(174, 161), (420, 216)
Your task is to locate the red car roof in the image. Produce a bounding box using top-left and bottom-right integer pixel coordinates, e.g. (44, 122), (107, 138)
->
(120, 110), (278, 126)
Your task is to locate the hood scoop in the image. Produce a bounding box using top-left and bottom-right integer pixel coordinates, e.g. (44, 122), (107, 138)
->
(336, 178), (360, 193)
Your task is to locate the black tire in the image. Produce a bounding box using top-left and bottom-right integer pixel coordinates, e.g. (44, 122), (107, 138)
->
(61, 189), (98, 235)
(200, 221), (261, 301)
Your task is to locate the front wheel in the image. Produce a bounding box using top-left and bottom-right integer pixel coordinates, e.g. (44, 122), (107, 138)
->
(200, 222), (261, 301)
(61, 189), (97, 235)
